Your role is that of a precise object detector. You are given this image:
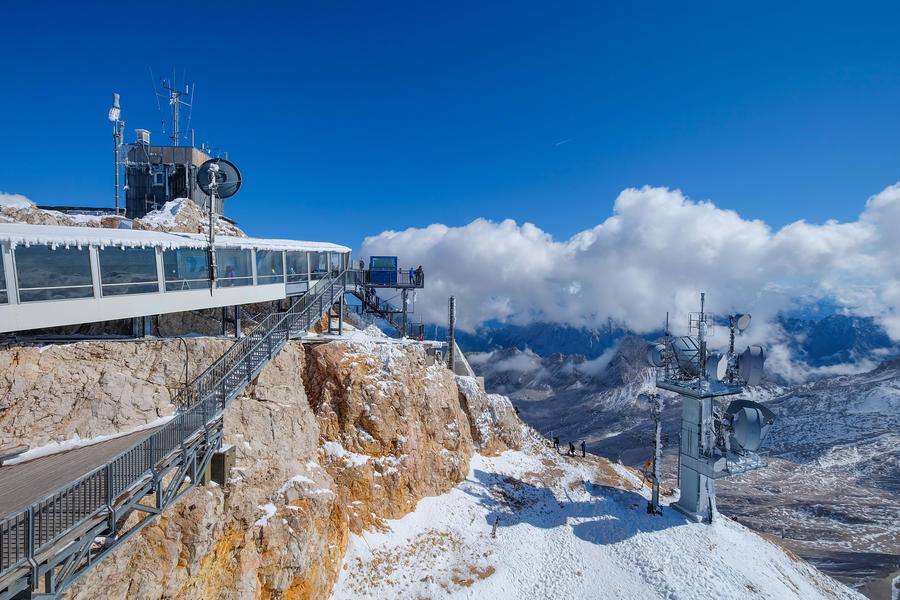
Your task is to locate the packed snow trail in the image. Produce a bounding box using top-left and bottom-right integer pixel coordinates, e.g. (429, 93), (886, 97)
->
(332, 447), (863, 600)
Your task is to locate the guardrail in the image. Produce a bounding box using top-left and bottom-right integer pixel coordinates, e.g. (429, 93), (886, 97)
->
(357, 268), (424, 288)
(0, 271), (350, 598)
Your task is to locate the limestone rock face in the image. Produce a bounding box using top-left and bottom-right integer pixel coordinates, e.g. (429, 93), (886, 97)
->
(304, 341), (474, 532)
(0, 337), (231, 448)
(48, 337), (501, 599)
(455, 375), (525, 455)
(67, 342), (346, 600)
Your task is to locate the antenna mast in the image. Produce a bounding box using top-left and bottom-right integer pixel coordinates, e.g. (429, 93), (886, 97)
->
(159, 79), (192, 146)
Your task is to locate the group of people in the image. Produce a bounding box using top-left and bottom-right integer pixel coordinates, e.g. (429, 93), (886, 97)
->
(408, 265), (424, 286)
(552, 436), (586, 458)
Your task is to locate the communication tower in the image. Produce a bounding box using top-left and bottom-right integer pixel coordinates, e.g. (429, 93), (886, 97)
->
(647, 293), (775, 522)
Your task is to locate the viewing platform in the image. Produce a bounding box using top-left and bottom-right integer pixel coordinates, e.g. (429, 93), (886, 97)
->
(0, 223), (351, 334)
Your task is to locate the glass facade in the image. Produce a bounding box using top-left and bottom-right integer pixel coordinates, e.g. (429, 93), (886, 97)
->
(310, 252), (328, 280)
(99, 247), (158, 296)
(256, 250), (284, 285)
(285, 251), (308, 283)
(330, 252), (343, 275)
(15, 245), (93, 302)
(217, 248), (252, 287)
(1, 243), (348, 305)
(163, 248), (210, 291)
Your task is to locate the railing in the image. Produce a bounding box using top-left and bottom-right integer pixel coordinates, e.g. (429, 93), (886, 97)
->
(357, 268), (424, 288)
(0, 271), (350, 593)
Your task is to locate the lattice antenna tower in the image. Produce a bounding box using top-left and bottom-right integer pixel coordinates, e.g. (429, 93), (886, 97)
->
(158, 76), (193, 146)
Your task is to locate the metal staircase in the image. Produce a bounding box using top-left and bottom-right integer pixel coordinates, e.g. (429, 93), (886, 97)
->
(348, 279), (424, 339)
(0, 271), (350, 600)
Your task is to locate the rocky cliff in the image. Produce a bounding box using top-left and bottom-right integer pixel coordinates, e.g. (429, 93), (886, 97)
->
(0, 334), (523, 600)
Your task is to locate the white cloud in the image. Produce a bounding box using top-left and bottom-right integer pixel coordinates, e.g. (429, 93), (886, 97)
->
(363, 184), (900, 342)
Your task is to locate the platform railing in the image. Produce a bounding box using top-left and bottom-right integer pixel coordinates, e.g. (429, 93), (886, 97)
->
(0, 270), (350, 597)
(357, 268), (424, 288)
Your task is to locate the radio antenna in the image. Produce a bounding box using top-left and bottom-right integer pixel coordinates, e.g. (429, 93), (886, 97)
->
(159, 78), (192, 146)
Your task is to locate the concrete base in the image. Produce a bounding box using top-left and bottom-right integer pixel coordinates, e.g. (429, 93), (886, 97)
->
(671, 501), (708, 523)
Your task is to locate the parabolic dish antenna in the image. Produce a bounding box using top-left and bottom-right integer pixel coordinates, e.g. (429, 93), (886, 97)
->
(706, 352), (728, 381)
(726, 399), (776, 453)
(738, 345), (765, 386)
(671, 336), (701, 376)
(647, 343), (666, 368)
(734, 313), (752, 331)
(197, 158), (242, 199)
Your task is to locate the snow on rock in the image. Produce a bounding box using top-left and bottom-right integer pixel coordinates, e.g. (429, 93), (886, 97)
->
(135, 198), (246, 237)
(0, 192), (35, 209)
(332, 448), (864, 600)
(254, 502), (277, 527)
(455, 375), (525, 454)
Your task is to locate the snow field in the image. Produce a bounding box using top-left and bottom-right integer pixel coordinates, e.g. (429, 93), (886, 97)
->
(331, 447), (864, 600)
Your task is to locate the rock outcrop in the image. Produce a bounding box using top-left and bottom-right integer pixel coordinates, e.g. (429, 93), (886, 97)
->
(0, 337), (231, 448)
(21, 335), (518, 599)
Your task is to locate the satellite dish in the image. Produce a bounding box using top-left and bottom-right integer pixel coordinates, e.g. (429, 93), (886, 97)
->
(197, 158), (242, 199)
(725, 399), (776, 453)
(734, 314), (751, 331)
(706, 352), (728, 381)
(647, 343), (666, 368)
(671, 336), (701, 376)
(738, 345), (765, 386)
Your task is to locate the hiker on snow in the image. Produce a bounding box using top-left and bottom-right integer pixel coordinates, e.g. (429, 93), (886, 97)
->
(568, 441), (575, 457)
(581, 440), (586, 457)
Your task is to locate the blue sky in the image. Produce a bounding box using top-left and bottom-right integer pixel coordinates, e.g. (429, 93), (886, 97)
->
(1, 1), (899, 250)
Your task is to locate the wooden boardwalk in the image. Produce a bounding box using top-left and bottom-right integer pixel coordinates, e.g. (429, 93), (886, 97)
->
(0, 429), (159, 519)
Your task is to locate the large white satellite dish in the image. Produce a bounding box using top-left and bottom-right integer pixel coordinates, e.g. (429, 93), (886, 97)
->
(738, 345), (765, 386)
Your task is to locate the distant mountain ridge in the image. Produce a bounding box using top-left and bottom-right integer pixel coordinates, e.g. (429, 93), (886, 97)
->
(432, 313), (898, 374)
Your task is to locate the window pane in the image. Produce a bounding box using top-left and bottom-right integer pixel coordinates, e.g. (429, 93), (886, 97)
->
(0, 258), (6, 304)
(285, 251), (308, 283)
(217, 248), (252, 287)
(163, 248), (209, 291)
(372, 257), (396, 269)
(310, 252), (328, 280)
(256, 250), (283, 285)
(99, 247), (158, 296)
(15, 245), (93, 302)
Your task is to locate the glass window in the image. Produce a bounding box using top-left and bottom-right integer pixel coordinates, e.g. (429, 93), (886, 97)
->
(310, 251), (328, 280)
(0, 257), (6, 304)
(371, 256), (396, 270)
(217, 248), (252, 287)
(285, 251), (308, 283)
(163, 248), (209, 291)
(330, 252), (341, 275)
(99, 247), (158, 296)
(256, 250), (283, 285)
(15, 245), (93, 302)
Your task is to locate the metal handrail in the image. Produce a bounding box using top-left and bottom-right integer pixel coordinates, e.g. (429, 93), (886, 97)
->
(0, 271), (350, 584)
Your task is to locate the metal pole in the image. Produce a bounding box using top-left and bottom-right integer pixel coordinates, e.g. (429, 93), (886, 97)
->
(448, 296), (456, 372)
(401, 289), (408, 338)
(207, 165), (218, 295)
(113, 120), (119, 215)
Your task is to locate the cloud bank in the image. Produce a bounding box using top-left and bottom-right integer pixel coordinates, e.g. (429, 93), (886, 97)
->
(362, 184), (900, 343)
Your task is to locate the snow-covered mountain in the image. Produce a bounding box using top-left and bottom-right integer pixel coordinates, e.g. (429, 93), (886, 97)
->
(331, 443), (863, 600)
(448, 313), (899, 385)
(467, 336), (900, 599)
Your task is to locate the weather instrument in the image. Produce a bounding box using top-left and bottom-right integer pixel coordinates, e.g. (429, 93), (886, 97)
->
(646, 293), (775, 523)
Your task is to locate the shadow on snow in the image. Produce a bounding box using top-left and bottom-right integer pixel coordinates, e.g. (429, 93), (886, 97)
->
(459, 469), (689, 546)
